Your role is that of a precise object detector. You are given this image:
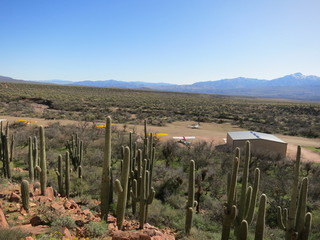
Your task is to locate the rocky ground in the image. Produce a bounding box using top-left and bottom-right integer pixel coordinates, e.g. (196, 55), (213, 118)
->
(0, 176), (175, 240)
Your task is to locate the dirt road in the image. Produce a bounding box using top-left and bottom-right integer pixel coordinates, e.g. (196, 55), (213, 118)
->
(1, 115), (319, 162)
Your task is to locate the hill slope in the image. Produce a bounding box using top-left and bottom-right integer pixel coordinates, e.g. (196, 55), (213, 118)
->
(1, 73), (320, 101)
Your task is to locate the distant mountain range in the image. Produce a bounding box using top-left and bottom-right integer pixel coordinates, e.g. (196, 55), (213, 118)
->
(1, 73), (320, 101)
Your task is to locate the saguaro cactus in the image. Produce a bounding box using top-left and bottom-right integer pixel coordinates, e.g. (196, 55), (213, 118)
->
(221, 156), (239, 240)
(33, 136), (39, 180)
(131, 157), (155, 229)
(55, 154), (64, 196)
(1, 122), (13, 179)
(28, 136), (34, 182)
(255, 194), (267, 240)
(66, 134), (83, 171)
(115, 146), (131, 230)
(39, 126), (47, 196)
(21, 180), (30, 211)
(65, 151), (70, 198)
(239, 220), (248, 240)
(185, 160), (197, 235)
(101, 116), (112, 221)
(235, 141), (260, 238)
(277, 146), (312, 240)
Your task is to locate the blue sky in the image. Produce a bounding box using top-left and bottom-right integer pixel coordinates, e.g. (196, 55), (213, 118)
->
(0, 0), (319, 84)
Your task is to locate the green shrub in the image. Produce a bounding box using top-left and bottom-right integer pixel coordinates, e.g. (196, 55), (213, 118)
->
(0, 228), (29, 240)
(51, 216), (76, 229)
(84, 221), (108, 238)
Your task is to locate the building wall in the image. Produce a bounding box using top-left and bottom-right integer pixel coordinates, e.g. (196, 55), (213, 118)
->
(227, 133), (234, 147)
(231, 139), (287, 158)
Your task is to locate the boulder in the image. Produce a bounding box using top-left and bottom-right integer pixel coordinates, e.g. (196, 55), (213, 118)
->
(30, 216), (45, 226)
(0, 205), (9, 228)
(9, 192), (21, 202)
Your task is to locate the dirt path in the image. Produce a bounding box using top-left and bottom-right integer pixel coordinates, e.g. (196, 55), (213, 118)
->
(1, 115), (319, 162)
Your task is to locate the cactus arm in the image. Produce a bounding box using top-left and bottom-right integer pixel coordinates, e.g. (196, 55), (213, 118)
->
(277, 206), (286, 230)
(115, 179), (123, 193)
(244, 187), (252, 220)
(239, 220), (248, 240)
(131, 179), (138, 215)
(221, 157), (239, 240)
(147, 187), (155, 204)
(228, 157), (239, 206)
(295, 177), (308, 232)
(301, 212), (312, 240)
(254, 194), (267, 240)
(246, 168), (260, 224)
(286, 145), (301, 236)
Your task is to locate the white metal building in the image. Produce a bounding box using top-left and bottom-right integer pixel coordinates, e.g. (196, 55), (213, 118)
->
(227, 131), (287, 158)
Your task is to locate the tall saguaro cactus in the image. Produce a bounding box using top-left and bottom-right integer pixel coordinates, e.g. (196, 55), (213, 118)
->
(65, 151), (70, 198)
(33, 136), (39, 180)
(235, 141), (261, 238)
(221, 156), (239, 240)
(39, 126), (47, 196)
(55, 154), (64, 196)
(222, 142), (262, 240)
(101, 116), (112, 221)
(115, 146), (131, 230)
(277, 145), (312, 240)
(0, 122), (12, 179)
(28, 137), (34, 182)
(254, 194), (267, 240)
(185, 160), (197, 235)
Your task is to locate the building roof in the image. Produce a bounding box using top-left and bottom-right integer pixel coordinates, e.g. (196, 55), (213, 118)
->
(227, 131), (287, 144)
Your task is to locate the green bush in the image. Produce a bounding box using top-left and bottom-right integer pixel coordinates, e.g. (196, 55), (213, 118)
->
(84, 221), (108, 238)
(0, 228), (29, 240)
(51, 216), (76, 229)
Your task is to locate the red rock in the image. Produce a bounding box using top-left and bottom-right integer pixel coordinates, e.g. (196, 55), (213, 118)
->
(69, 199), (78, 209)
(0, 205), (9, 228)
(82, 209), (91, 215)
(45, 187), (55, 200)
(9, 192), (21, 202)
(152, 236), (175, 240)
(62, 227), (72, 239)
(51, 202), (64, 212)
(107, 214), (117, 223)
(112, 230), (151, 240)
(13, 224), (49, 235)
(13, 167), (27, 173)
(25, 237), (36, 240)
(108, 223), (116, 231)
(63, 200), (72, 209)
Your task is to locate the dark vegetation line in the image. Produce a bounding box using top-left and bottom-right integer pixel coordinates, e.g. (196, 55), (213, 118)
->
(0, 82), (319, 138)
